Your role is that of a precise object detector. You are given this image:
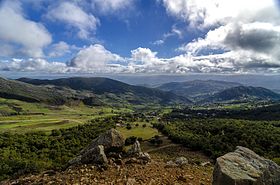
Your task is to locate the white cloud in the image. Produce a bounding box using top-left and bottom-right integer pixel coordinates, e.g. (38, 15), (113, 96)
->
(46, 2), (99, 39)
(48, 41), (71, 57)
(47, 41), (81, 58)
(1, 45), (280, 74)
(160, 0), (280, 73)
(153, 25), (183, 45)
(0, 58), (68, 73)
(0, 1), (52, 58)
(69, 44), (124, 71)
(91, 0), (135, 14)
(161, 0), (279, 28)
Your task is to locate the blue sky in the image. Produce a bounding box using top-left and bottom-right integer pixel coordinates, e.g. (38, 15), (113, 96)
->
(0, 0), (280, 75)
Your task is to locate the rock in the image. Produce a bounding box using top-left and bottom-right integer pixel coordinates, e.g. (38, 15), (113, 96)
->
(81, 145), (108, 165)
(200, 161), (211, 167)
(126, 178), (137, 185)
(127, 140), (142, 155)
(138, 152), (151, 163)
(213, 146), (280, 185)
(80, 128), (125, 155)
(69, 155), (82, 165)
(175, 157), (188, 166)
(165, 161), (179, 168)
(125, 158), (141, 164)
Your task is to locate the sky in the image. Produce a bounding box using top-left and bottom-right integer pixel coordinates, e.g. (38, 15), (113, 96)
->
(0, 0), (280, 75)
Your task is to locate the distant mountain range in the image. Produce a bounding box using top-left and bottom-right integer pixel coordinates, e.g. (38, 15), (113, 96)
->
(201, 86), (280, 103)
(16, 77), (192, 105)
(156, 80), (280, 103)
(157, 80), (241, 101)
(1, 77), (279, 106)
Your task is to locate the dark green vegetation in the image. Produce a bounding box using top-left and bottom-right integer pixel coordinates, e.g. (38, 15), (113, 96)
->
(18, 77), (192, 105)
(154, 106), (280, 164)
(168, 103), (280, 121)
(0, 117), (115, 181)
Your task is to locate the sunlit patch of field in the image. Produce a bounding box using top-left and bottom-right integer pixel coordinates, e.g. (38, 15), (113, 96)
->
(117, 121), (158, 140)
(0, 98), (132, 133)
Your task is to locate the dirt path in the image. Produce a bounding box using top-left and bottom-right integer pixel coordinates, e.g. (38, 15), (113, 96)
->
(145, 143), (179, 153)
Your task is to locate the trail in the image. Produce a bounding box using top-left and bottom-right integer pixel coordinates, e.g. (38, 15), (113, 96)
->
(145, 143), (179, 153)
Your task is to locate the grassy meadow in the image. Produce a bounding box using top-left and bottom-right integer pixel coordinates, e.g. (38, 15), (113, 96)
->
(0, 98), (132, 133)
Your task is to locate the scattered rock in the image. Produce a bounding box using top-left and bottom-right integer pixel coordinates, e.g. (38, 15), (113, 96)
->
(200, 161), (211, 167)
(165, 161), (179, 168)
(213, 146), (280, 185)
(125, 158), (141, 165)
(138, 152), (151, 163)
(175, 157), (188, 166)
(126, 177), (137, 185)
(127, 140), (142, 155)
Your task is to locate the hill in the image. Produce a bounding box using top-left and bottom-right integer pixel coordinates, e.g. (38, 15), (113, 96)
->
(157, 80), (241, 100)
(18, 77), (192, 105)
(0, 77), (69, 105)
(201, 86), (280, 103)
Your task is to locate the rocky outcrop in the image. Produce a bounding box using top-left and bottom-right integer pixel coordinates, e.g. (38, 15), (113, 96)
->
(125, 140), (151, 164)
(69, 129), (152, 167)
(127, 140), (142, 155)
(80, 128), (125, 155)
(70, 129), (124, 166)
(212, 146), (280, 185)
(81, 145), (108, 165)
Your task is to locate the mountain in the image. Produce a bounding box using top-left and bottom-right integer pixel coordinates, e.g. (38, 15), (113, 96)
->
(201, 86), (280, 103)
(17, 77), (192, 105)
(0, 77), (70, 105)
(157, 80), (241, 100)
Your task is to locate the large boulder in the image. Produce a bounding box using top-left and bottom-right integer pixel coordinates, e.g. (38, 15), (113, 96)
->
(213, 146), (280, 185)
(69, 129), (124, 166)
(80, 128), (125, 155)
(81, 145), (108, 165)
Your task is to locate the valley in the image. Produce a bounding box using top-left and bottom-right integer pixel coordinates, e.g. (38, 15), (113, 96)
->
(0, 77), (279, 184)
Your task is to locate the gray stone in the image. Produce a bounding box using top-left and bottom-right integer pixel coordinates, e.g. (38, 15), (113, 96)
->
(165, 161), (179, 168)
(81, 145), (108, 165)
(127, 140), (142, 155)
(138, 152), (151, 163)
(175, 157), (188, 166)
(212, 146), (280, 185)
(80, 128), (125, 155)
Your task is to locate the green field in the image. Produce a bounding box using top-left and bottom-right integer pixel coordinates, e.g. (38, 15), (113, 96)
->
(0, 98), (132, 133)
(117, 122), (158, 140)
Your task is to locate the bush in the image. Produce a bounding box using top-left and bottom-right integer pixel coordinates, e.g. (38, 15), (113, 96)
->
(142, 124), (147, 128)
(126, 124), (132, 130)
(0, 117), (115, 180)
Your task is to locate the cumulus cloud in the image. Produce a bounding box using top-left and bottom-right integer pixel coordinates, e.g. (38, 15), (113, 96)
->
(161, 0), (280, 73)
(0, 58), (68, 73)
(1, 44), (280, 74)
(69, 44), (124, 71)
(46, 2), (99, 39)
(0, 0), (52, 58)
